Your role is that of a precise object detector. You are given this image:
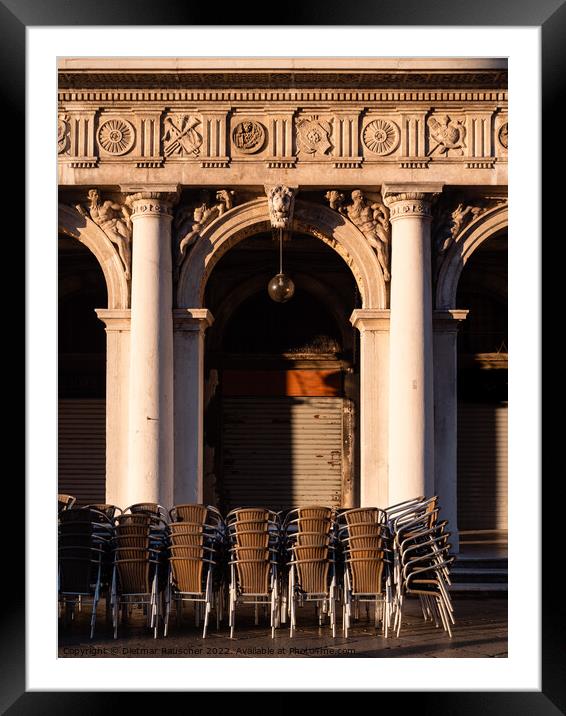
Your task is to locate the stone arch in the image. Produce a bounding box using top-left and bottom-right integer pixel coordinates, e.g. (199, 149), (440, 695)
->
(58, 203), (130, 309)
(436, 204), (508, 309)
(207, 271), (355, 354)
(178, 197), (387, 309)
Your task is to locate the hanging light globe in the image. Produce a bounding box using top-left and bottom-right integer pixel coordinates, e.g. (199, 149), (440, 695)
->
(268, 227), (295, 303)
(267, 272), (295, 303)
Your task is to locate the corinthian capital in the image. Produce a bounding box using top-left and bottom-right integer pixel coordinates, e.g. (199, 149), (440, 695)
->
(121, 185), (181, 218)
(382, 183), (443, 221)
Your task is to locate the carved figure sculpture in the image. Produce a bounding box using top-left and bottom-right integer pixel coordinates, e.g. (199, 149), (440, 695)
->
(176, 189), (235, 269)
(324, 190), (346, 213)
(345, 190), (390, 282)
(77, 189), (132, 279)
(265, 185), (296, 229)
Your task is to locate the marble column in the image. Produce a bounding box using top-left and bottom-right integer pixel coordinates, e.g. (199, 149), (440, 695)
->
(383, 184), (443, 505)
(95, 309), (130, 508)
(433, 309), (468, 552)
(350, 309), (390, 507)
(125, 189), (178, 507)
(173, 309), (214, 504)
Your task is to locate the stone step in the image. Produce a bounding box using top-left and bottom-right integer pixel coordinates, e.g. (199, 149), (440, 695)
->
(449, 582), (508, 593)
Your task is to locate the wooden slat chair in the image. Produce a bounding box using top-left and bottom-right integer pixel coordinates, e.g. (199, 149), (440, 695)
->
(226, 508), (281, 639)
(163, 511), (225, 638)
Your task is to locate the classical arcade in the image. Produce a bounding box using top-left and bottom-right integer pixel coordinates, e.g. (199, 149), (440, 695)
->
(58, 59), (508, 551)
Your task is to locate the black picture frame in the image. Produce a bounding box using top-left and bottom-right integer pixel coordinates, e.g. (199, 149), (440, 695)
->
(13, 0), (555, 709)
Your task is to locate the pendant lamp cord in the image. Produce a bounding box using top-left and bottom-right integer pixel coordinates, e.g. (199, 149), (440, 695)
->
(279, 228), (283, 274)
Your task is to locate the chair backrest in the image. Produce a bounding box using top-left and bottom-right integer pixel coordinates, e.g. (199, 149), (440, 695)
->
(125, 503), (169, 523)
(115, 558), (156, 594)
(234, 558), (271, 595)
(86, 504), (122, 519)
(347, 556), (385, 595)
(169, 557), (205, 594)
(169, 504), (208, 524)
(58, 494), (76, 512)
(292, 553), (330, 595)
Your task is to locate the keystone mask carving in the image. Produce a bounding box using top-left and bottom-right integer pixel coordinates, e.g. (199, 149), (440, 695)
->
(265, 185), (297, 230)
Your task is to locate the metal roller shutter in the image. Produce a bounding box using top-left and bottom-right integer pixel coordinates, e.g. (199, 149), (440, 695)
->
(221, 396), (343, 511)
(58, 399), (106, 505)
(457, 402), (508, 531)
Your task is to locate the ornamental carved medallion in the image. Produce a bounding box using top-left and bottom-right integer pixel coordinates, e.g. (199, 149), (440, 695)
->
(232, 120), (265, 154)
(362, 119), (400, 155)
(498, 122), (508, 149)
(296, 116), (332, 157)
(58, 114), (69, 154)
(97, 118), (135, 155)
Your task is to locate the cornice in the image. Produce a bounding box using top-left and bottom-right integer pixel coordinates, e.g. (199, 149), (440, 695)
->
(58, 70), (507, 93)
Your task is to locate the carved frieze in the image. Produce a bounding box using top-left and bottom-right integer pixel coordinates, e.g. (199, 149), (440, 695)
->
(362, 119), (400, 156)
(163, 114), (202, 157)
(57, 103), (506, 171)
(97, 118), (135, 156)
(296, 116), (332, 158)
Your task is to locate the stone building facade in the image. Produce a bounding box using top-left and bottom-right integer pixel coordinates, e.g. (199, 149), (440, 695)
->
(58, 59), (508, 550)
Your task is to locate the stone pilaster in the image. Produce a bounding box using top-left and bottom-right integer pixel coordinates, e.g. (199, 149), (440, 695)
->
(173, 309), (214, 504)
(433, 309), (468, 551)
(95, 309), (130, 508)
(350, 309), (390, 507)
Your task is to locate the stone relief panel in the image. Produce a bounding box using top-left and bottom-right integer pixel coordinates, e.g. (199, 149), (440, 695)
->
(75, 189), (133, 280)
(498, 122), (508, 149)
(295, 115), (333, 158)
(163, 113), (203, 158)
(175, 189), (236, 272)
(427, 113), (467, 157)
(58, 113), (70, 155)
(325, 188), (390, 281)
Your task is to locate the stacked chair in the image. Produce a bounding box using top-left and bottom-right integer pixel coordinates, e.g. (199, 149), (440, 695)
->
(58, 506), (114, 638)
(226, 508), (281, 639)
(58, 494), (76, 512)
(163, 504), (225, 638)
(283, 506), (338, 638)
(384, 496), (455, 637)
(86, 504), (123, 520)
(124, 502), (169, 523)
(336, 507), (392, 638)
(110, 511), (168, 639)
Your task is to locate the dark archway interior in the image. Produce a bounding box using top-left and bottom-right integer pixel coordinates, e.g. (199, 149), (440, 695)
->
(456, 231), (507, 534)
(58, 236), (107, 504)
(59, 236), (107, 398)
(203, 232), (359, 512)
(223, 289), (343, 356)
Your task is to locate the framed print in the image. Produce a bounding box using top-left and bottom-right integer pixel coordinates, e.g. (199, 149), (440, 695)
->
(12, 0), (556, 709)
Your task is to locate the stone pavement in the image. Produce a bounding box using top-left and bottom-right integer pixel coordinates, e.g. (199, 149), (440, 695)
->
(58, 595), (507, 658)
